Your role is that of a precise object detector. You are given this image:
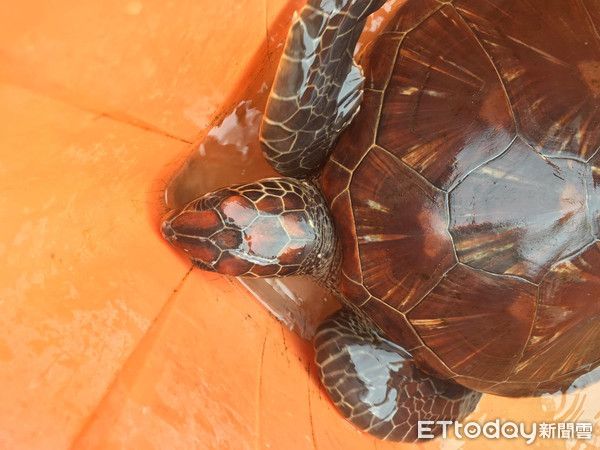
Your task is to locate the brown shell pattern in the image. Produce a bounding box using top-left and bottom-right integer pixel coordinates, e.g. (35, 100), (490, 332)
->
(322, 0), (600, 396)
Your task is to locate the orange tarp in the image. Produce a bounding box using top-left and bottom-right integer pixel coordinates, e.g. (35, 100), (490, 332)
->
(0, 0), (598, 449)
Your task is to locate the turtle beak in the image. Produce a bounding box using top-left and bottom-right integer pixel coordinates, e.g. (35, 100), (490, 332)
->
(159, 201), (232, 273)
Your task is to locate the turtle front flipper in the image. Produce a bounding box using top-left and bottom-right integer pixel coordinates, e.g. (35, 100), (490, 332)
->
(314, 309), (482, 442)
(260, 0), (386, 177)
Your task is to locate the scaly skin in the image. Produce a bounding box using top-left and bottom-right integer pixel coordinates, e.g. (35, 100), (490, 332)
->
(260, 0), (386, 176)
(162, 177), (336, 279)
(314, 310), (482, 442)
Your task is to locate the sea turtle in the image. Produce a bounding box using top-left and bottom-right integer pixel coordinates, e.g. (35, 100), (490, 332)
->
(161, 0), (600, 442)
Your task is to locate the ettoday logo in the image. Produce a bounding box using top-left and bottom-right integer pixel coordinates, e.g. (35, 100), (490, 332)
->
(418, 420), (594, 444)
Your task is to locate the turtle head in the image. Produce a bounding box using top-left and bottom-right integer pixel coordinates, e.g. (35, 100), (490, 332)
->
(161, 177), (337, 279)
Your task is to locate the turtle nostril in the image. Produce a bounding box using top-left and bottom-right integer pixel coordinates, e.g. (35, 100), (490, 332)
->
(161, 220), (175, 240)
(161, 210), (178, 240)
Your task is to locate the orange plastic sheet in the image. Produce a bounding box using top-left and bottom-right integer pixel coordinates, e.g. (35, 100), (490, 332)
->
(1, 0), (599, 449)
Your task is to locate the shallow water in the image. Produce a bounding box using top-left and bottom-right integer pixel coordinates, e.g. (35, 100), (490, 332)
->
(163, 0), (600, 446)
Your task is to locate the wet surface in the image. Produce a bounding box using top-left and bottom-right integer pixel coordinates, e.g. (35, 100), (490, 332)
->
(163, 0), (408, 339)
(161, 0), (600, 446)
